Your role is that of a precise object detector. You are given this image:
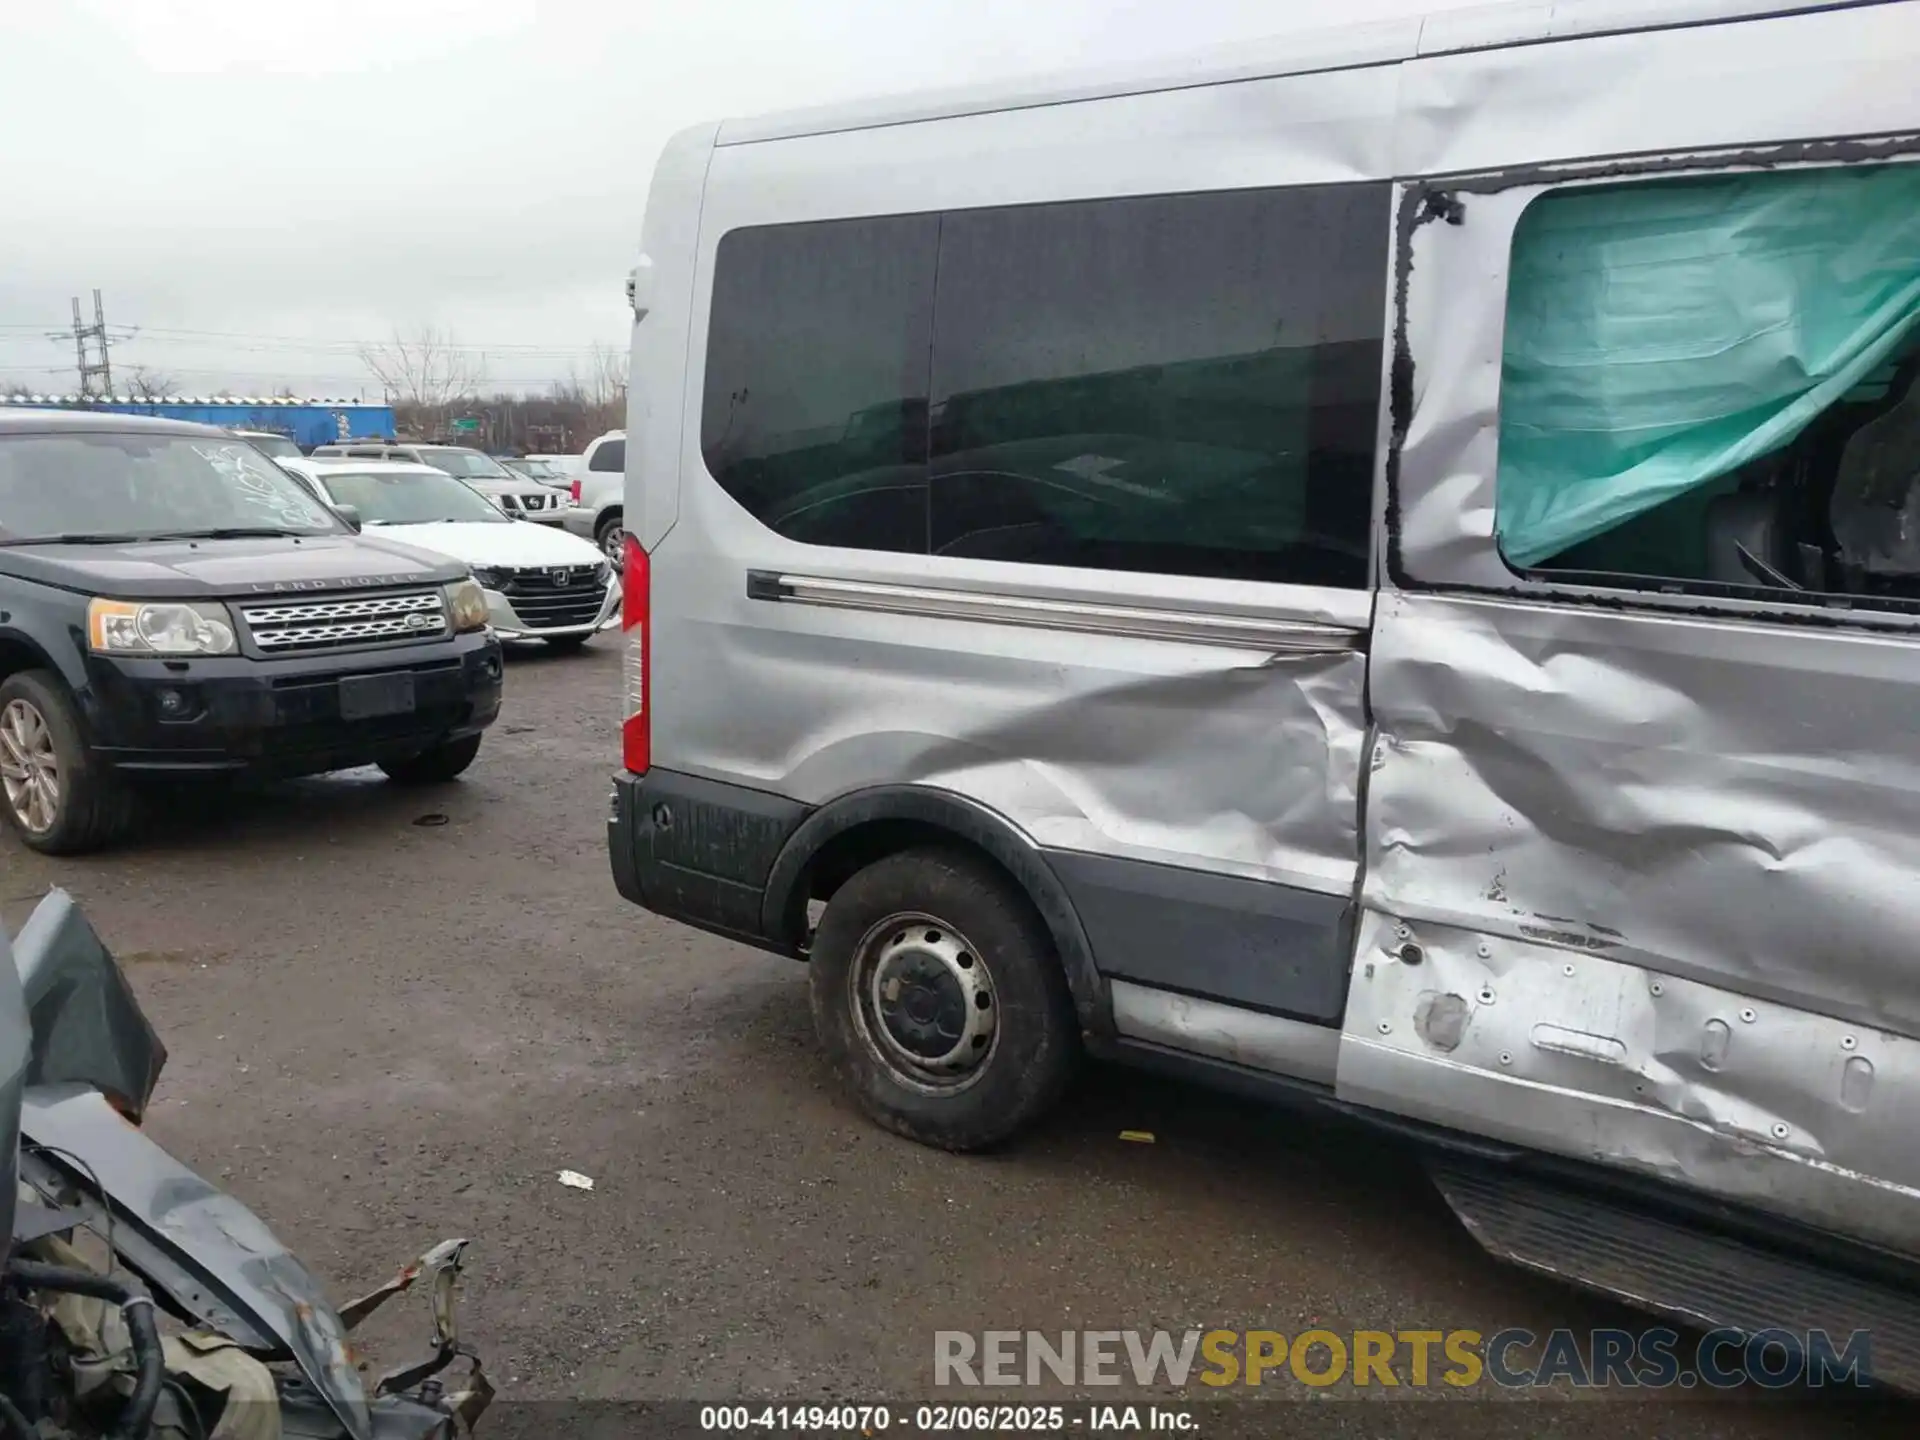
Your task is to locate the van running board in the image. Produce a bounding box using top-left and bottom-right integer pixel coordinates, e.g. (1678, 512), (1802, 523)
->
(1428, 1161), (1920, 1392)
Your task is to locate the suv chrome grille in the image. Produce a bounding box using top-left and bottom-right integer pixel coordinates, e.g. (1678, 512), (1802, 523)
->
(240, 590), (449, 653)
(498, 567), (609, 630)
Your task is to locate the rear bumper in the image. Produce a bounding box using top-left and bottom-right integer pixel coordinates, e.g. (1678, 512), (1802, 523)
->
(608, 769), (811, 950)
(80, 632), (504, 776)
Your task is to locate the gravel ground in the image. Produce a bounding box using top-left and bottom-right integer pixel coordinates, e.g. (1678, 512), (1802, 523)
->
(0, 637), (1909, 1438)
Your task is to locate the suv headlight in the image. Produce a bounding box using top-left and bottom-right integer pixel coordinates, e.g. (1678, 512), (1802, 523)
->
(444, 578), (489, 633)
(88, 599), (236, 656)
(471, 567), (509, 591)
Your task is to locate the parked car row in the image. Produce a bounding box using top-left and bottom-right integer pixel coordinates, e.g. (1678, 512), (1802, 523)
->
(0, 410), (619, 855)
(308, 441), (573, 524)
(281, 457), (618, 652)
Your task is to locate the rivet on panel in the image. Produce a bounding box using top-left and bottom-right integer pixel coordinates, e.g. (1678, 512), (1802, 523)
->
(1842, 1035), (1858, 1052)
(1498, 1052), (1512, 1066)
(1740, 1008), (1757, 1024)
(1771, 1123), (1790, 1140)
(1377, 1021), (1393, 1035)
(1562, 964), (1575, 977)
(1395, 924), (1411, 941)
(1650, 981), (1664, 997)
(1478, 986), (1496, 1005)
(1477, 943), (1491, 959)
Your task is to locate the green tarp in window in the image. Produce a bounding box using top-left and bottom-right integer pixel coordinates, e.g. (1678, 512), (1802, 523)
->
(1495, 162), (1920, 569)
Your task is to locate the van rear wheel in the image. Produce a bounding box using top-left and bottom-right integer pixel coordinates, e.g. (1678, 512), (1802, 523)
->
(808, 848), (1078, 1151)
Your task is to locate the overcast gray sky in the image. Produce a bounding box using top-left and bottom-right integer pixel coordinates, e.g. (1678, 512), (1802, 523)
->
(1, 0), (1475, 400)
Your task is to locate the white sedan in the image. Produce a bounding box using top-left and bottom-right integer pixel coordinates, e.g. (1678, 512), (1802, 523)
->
(283, 459), (619, 652)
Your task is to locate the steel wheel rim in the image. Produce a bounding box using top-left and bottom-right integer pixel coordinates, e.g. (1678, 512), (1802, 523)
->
(0, 698), (60, 835)
(599, 520), (625, 563)
(847, 910), (999, 1094)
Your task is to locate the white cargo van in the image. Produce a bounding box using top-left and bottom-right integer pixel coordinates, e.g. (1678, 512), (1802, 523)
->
(608, 0), (1920, 1376)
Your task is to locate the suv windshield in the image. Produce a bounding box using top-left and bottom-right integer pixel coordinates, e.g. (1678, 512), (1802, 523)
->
(312, 469), (509, 526)
(240, 434), (301, 459)
(414, 447), (514, 481)
(0, 432), (342, 543)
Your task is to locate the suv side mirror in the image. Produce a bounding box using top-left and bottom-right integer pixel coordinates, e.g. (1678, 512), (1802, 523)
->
(332, 504), (363, 533)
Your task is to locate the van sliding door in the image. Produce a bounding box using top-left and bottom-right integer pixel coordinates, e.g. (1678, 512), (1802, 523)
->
(1352, 152), (1920, 1256)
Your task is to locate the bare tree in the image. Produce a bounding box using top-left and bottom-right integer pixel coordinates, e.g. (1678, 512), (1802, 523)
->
(358, 326), (487, 416)
(123, 365), (178, 401)
(559, 341), (627, 435)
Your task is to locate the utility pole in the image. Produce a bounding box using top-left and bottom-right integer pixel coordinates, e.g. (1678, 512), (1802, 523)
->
(69, 289), (114, 397)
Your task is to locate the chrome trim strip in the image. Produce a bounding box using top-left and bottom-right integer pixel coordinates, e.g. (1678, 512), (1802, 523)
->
(1110, 980), (1341, 1084)
(759, 573), (1363, 652)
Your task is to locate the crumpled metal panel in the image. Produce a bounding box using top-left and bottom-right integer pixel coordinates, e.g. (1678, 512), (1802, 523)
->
(1366, 588), (1920, 1037)
(11, 888), (166, 1121)
(1372, 4), (1920, 1253)
(1394, 2), (1920, 180)
(1339, 910), (1920, 1252)
(662, 580), (1369, 895)
(22, 1083), (374, 1440)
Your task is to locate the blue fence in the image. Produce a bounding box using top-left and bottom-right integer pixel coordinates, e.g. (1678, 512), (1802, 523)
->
(0, 397), (396, 450)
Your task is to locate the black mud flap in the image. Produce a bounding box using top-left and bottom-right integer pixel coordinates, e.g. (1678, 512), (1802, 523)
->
(1429, 1160), (1920, 1393)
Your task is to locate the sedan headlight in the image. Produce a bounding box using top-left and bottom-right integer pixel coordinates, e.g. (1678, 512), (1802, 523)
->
(444, 578), (489, 633)
(470, 567), (509, 592)
(87, 598), (236, 656)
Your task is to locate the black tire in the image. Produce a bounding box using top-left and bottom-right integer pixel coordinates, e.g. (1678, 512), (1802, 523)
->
(594, 509), (625, 565)
(542, 635), (590, 654)
(808, 847), (1078, 1151)
(378, 733), (482, 785)
(0, 669), (133, 855)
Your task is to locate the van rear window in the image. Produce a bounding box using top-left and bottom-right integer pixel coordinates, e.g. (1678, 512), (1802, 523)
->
(701, 184), (1390, 587)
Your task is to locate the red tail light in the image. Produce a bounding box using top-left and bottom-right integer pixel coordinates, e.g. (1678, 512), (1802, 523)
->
(570, 478), (582, 504)
(621, 533), (650, 774)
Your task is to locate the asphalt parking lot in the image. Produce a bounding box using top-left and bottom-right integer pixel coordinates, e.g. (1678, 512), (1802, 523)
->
(0, 638), (1909, 1438)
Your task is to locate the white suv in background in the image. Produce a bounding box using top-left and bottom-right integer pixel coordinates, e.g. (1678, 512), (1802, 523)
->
(562, 429), (626, 561)
(310, 442), (572, 525)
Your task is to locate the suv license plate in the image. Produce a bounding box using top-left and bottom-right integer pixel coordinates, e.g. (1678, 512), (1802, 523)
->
(339, 672), (417, 720)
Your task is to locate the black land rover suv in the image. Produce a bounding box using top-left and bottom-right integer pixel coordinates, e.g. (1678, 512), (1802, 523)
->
(0, 410), (503, 853)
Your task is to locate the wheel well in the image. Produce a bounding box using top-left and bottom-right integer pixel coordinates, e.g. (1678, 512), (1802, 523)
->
(594, 505), (624, 533)
(800, 818), (994, 920)
(0, 636), (50, 687)
(762, 788), (1111, 1035)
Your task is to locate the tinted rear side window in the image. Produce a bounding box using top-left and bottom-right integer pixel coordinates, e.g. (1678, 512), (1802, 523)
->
(699, 186), (1388, 584)
(589, 439), (627, 472)
(929, 187), (1387, 584)
(702, 215), (938, 554)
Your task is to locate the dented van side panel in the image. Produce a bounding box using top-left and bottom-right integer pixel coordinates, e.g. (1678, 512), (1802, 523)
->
(1350, 5), (1920, 1250)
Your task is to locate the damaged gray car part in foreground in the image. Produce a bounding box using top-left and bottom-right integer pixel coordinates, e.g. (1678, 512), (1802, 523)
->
(0, 888), (491, 1438)
(604, 0), (1920, 1392)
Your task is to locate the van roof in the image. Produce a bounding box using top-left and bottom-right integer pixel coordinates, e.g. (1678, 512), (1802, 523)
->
(718, 0), (1897, 146)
